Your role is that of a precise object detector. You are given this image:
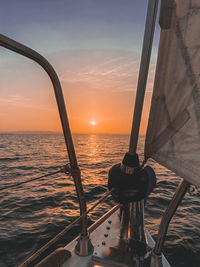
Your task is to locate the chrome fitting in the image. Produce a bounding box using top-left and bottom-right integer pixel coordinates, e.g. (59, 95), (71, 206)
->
(120, 162), (136, 175)
(75, 234), (94, 256)
(150, 251), (163, 267)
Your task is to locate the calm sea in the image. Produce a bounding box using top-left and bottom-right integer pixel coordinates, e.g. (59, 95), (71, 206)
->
(0, 133), (199, 267)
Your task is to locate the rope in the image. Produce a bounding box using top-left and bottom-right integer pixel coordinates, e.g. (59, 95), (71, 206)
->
(17, 189), (113, 267)
(0, 166), (69, 192)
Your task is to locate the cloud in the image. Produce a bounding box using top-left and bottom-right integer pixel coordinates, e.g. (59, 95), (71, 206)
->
(52, 48), (144, 93)
(0, 95), (51, 111)
(0, 95), (28, 104)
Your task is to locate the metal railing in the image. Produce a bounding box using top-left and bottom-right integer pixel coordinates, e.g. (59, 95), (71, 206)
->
(0, 33), (90, 255)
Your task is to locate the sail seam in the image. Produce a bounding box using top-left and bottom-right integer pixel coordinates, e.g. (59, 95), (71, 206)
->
(145, 109), (190, 158)
(175, 11), (200, 135)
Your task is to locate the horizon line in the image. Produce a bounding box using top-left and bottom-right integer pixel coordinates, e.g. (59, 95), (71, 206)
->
(0, 130), (145, 136)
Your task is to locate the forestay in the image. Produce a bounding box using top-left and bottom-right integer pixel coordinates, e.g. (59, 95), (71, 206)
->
(145, 0), (200, 186)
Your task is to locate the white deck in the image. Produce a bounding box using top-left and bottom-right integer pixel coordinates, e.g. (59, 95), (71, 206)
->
(61, 209), (170, 267)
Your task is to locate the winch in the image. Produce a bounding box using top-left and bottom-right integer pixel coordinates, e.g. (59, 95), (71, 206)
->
(108, 152), (156, 204)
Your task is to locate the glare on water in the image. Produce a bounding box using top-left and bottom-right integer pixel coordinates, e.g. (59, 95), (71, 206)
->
(0, 133), (199, 267)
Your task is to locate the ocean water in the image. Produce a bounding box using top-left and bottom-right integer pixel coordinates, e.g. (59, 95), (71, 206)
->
(0, 133), (199, 267)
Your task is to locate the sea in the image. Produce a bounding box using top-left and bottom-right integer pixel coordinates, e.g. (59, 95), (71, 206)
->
(0, 133), (199, 267)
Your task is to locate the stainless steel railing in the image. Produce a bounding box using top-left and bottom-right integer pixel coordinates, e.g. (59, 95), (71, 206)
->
(0, 33), (91, 256)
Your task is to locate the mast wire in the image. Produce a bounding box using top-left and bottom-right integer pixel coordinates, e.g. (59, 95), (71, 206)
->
(0, 165), (69, 192)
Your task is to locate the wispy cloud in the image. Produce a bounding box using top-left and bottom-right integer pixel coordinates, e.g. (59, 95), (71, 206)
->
(58, 50), (140, 92)
(57, 49), (155, 93)
(0, 95), (51, 111)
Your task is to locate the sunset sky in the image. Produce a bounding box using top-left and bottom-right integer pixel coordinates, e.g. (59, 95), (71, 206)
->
(0, 0), (160, 134)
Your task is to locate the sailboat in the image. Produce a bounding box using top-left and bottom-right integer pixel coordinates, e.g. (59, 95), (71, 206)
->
(0, 0), (199, 266)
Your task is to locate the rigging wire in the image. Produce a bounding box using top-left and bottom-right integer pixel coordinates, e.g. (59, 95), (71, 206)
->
(0, 165), (69, 192)
(17, 189), (114, 267)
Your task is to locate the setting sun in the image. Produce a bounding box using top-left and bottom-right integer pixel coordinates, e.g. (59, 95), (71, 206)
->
(90, 121), (96, 126)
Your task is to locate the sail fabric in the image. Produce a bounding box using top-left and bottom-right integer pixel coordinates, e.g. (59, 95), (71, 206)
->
(145, 0), (200, 186)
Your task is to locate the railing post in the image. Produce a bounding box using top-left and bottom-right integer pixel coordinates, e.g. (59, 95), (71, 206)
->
(154, 179), (190, 255)
(0, 33), (93, 256)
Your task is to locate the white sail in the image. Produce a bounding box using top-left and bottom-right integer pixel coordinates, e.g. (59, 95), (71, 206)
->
(145, 0), (200, 186)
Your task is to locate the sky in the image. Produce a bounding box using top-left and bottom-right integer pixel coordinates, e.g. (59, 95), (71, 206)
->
(0, 0), (160, 134)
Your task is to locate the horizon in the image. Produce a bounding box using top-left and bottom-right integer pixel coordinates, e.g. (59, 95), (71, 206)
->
(0, 0), (160, 135)
(0, 130), (145, 136)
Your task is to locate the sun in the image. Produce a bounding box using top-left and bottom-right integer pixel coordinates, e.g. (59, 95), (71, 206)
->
(90, 121), (96, 126)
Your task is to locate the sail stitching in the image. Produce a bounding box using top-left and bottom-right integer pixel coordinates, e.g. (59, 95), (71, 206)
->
(145, 109), (190, 159)
(175, 8), (200, 135)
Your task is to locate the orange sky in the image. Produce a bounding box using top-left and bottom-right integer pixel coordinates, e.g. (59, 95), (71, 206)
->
(0, 49), (155, 134)
(0, 0), (160, 134)
(0, 0), (159, 135)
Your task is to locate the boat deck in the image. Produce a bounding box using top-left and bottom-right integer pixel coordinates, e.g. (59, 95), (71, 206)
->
(61, 208), (170, 267)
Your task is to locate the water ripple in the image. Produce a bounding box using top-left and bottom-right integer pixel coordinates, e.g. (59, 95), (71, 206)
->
(0, 134), (199, 267)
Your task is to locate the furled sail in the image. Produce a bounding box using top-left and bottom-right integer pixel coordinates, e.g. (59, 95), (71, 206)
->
(145, 0), (200, 186)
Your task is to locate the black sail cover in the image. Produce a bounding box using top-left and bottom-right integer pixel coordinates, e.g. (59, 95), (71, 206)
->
(145, 0), (200, 186)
